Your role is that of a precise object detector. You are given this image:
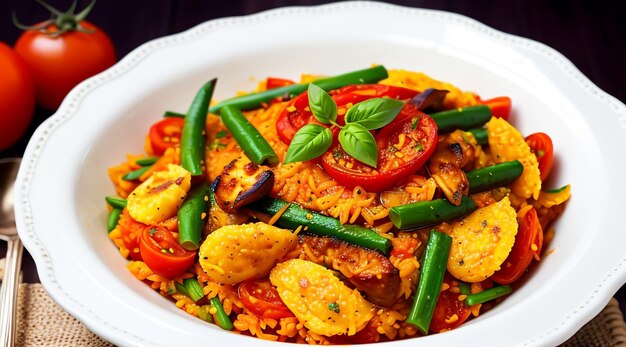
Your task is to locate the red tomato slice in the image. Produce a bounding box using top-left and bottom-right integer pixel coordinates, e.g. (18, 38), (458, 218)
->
(149, 117), (185, 155)
(266, 77), (295, 90)
(139, 225), (196, 278)
(429, 276), (472, 333)
(321, 104), (438, 192)
(525, 132), (554, 181)
(491, 207), (543, 284)
(479, 96), (512, 120)
(328, 324), (379, 344)
(334, 84), (418, 100)
(238, 279), (294, 319)
(275, 84), (418, 144)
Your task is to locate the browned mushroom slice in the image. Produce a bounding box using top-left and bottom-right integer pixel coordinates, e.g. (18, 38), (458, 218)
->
(428, 130), (480, 206)
(212, 157), (274, 212)
(297, 235), (400, 307)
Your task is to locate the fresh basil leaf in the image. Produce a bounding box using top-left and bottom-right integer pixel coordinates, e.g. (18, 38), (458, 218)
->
(338, 123), (378, 167)
(284, 124), (332, 164)
(344, 98), (404, 130)
(308, 83), (337, 124)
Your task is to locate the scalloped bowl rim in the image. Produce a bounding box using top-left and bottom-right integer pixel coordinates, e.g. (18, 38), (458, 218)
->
(13, 2), (626, 346)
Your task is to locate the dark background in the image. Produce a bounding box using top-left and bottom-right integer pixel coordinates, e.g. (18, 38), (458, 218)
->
(1, 0), (626, 320)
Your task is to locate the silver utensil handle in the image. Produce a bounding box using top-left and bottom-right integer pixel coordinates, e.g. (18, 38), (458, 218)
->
(0, 238), (23, 347)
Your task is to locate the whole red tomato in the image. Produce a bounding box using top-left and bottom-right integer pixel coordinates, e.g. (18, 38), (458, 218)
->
(14, 2), (116, 111)
(0, 42), (35, 150)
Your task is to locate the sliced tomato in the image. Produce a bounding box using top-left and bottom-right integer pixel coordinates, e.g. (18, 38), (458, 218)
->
(525, 132), (554, 181)
(429, 275), (472, 333)
(149, 117), (185, 155)
(321, 104), (438, 192)
(238, 279), (294, 319)
(328, 324), (379, 344)
(139, 225), (196, 278)
(491, 207), (543, 284)
(266, 77), (295, 90)
(276, 84), (419, 144)
(479, 96), (512, 120)
(334, 84), (418, 100)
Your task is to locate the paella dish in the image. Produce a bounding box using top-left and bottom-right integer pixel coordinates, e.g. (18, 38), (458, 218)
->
(104, 66), (571, 343)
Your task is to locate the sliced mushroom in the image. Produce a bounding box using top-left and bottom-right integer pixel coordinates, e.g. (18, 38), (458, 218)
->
(297, 235), (400, 307)
(212, 156), (274, 212)
(428, 130), (480, 206)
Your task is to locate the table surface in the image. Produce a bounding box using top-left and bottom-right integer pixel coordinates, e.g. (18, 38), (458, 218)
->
(1, 0), (625, 320)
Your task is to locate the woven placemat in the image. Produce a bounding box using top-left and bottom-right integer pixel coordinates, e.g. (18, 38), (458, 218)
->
(9, 284), (626, 346)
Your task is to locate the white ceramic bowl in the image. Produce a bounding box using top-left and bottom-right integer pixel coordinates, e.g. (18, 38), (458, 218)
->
(14, 2), (626, 346)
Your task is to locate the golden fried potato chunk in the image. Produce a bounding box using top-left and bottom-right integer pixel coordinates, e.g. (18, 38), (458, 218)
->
(447, 196), (518, 282)
(487, 117), (541, 199)
(199, 222), (296, 284)
(270, 259), (375, 337)
(126, 164), (191, 225)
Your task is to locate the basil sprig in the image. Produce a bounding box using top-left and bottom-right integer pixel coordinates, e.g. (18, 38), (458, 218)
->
(344, 98), (404, 130)
(284, 124), (332, 164)
(308, 83), (337, 125)
(284, 84), (405, 167)
(339, 123), (378, 167)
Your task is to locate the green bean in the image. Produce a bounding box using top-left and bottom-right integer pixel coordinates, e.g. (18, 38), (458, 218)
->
(406, 230), (452, 334)
(248, 197), (391, 255)
(183, 278), (205, 302)
(210, 297), (234, 330)
(465, 285), (512, 306)
(546, 184), (569, 193)
(196, 306), (213, 323)
(175, 282), (190, 297)
(135, 157), (159, 166)
(431, 106), (492, 133)
(178, 183), (211, 250)
(220, 105), (279, 165)
(459, 281), (471, 296)
(389, 196), (477, 230)
(163, 110), (185, 118)
(181, 79), (217, 176)
(209, 66), (388, 113)
(107, 208), (122, 232)
(467, 127), (488, 145)
(105, 196), (127, 209)
(122, 165), (151, 181)
(466, 160), (524, 194)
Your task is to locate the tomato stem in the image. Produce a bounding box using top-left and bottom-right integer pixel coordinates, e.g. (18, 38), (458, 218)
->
(13, 0), (97, 36)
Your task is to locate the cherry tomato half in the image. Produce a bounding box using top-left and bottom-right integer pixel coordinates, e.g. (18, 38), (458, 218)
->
(276, 84), (418, 144)
(479, 96), (512, 120)
(238, 279), (294, 319)
(0, 42), (35, 150)
(266, 77), (295, 90)
(139, 225), (196, 278)
(491, 207), (543, 285)
(525, 132), (554, 182)
(321, 104), (438, 192)
(149, 117), (185, 155)
(429, 284), (472, 333)
(15, 21), (116, 111)
(328, 324), (379, 344)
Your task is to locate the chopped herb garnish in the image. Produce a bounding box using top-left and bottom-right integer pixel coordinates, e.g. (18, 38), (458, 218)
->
(149, 228), (157, 236)
(215, 130), (227, 139)
(328, 302), (340, 313)
(209, 142), (228, 150)
(411, 117), (418, 129)
(414, 143), (424, 152)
